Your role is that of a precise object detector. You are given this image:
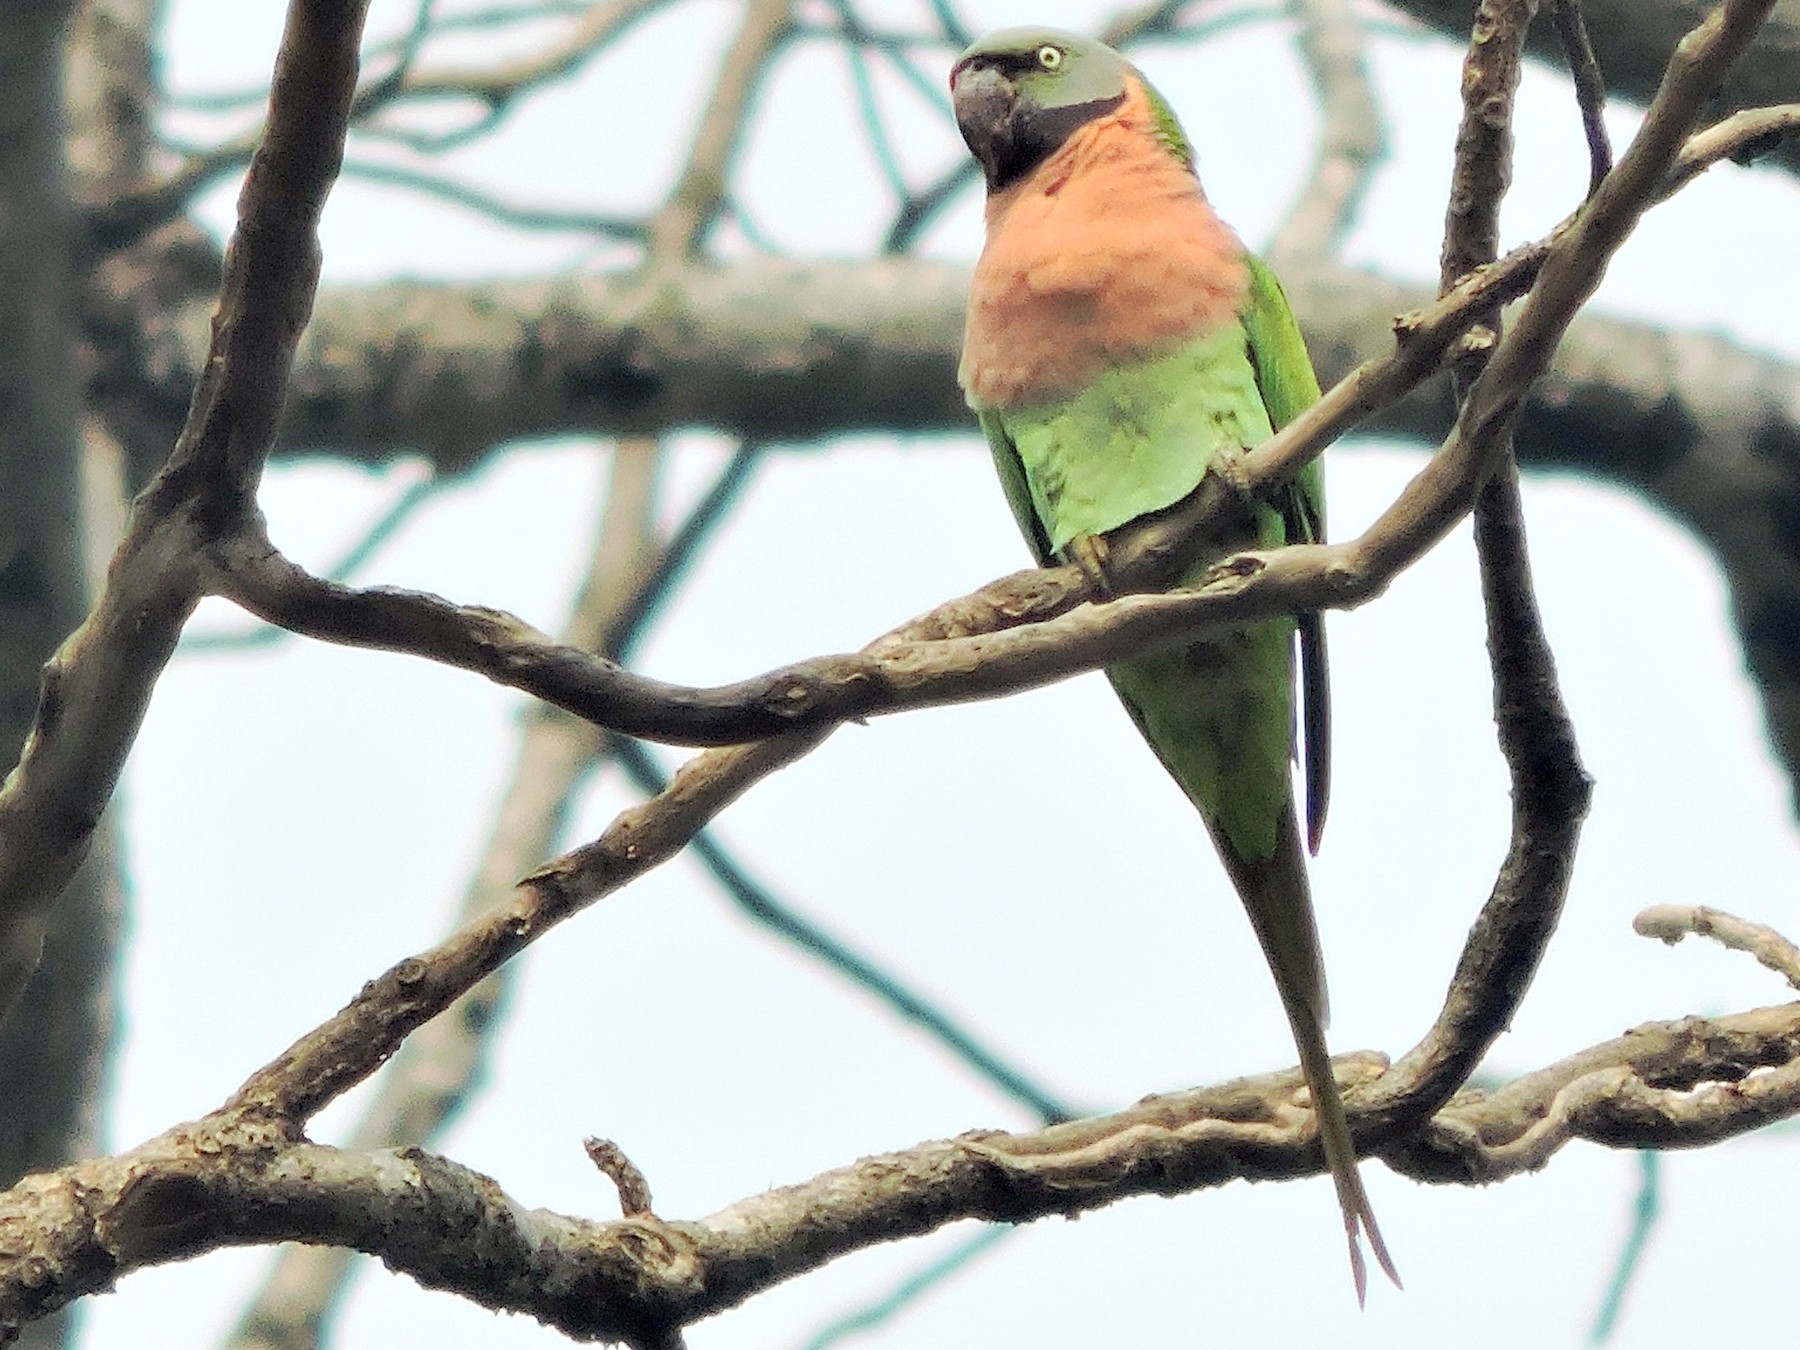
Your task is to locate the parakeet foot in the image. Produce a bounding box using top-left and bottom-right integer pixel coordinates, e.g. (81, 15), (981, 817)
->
(1066, 533), (1114, 596)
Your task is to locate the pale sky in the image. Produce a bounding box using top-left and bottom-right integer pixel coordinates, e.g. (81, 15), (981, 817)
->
(80, 1), (1800, 1346)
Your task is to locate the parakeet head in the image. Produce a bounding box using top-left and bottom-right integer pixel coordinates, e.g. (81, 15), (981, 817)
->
(950, 29), (1132, 190)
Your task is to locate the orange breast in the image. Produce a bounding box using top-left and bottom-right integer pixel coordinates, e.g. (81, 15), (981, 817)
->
(960, 77), (1248, 411)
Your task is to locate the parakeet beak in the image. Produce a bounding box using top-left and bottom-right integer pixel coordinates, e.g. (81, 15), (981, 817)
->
(950, 60), (1014, 184)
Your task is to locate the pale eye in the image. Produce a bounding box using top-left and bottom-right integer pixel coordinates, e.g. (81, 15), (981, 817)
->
(1037, 44), (1063, 69)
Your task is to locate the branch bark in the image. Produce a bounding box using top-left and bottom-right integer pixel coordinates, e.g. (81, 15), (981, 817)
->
(179, 0), (1773, 1231)
(0, 0), (373, 1021)
(193, 217), (1799, 803)
(4, 990), (1798, 1346)
(220, 4), (797, 1340)
(1356, 0), (1592, 1136)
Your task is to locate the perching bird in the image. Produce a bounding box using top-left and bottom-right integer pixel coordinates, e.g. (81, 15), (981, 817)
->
(951, 27), (1397, 1299)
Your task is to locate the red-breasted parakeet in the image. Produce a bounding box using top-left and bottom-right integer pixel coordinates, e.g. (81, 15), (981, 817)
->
(951, 26), (1396, 1299)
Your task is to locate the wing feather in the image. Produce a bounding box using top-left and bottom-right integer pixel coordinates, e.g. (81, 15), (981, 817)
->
(1241, 254), (1331, 853)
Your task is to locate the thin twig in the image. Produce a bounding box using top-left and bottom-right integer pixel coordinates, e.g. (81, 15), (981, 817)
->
(586, 1138), (656, 1217)
(358, 0), (436, 111)
(839, 7), (914, 202)
(1635, 904), (1800, 991)
(1588, 1152), (1659, 1344)
(1661, 100), (1800, 195)
(91, 0), (674, 250)
(1552, 0), (1613, 194)
(180, 473), (441, 654)
(925, 0), (971, 47)
(795, 1225), (1013, 1350)
(168, 1), (596, 112)
(884, 160), (977, 254)
(610, 444), (764, 661)
(609, 738), (1081, 1124)
(338, 158), (646, 238)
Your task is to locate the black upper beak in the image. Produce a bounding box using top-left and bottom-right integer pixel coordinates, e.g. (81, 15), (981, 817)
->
(951, 61), (1015, 183)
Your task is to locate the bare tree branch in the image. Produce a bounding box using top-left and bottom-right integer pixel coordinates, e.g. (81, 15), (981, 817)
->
(337, 158), (644, 238)
(217, 439), (665, 1350)
(5, 990), (1800, 1345)
(0, 0), (1792, 1342)
(1388, 0), (1800, 175)
(1355, 0), (1592, 1145)
(224, 12), (799, 1338)
(1550, 0), (1613, 192)
(216, 0), (1773, 1170)
(646, 0), (792, 259)
(88, 0), (674, 249)
(0, 0), (373, 1020)
(1635, 903), (1800, 990)
(201, 208), (1578, 748)
(607, 737), (1082, 1124)
(184, 73), (1778, 759)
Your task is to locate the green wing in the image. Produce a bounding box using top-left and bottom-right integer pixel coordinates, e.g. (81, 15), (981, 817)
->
(976, 408), (1053, 567)
(971, 258), (1327, 852)
(1241, 253), (1330, 853)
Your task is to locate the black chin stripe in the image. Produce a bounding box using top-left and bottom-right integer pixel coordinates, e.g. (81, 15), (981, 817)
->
(990, 91), (1126, 190)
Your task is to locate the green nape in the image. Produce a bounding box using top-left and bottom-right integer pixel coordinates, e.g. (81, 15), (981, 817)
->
(1135, 76), (1196, 169)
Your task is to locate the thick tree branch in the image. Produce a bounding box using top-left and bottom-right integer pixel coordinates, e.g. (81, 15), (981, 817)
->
(1357, 0), (1593, 1137)
(154, 94), (1798, 801)
(0, 0), (372, 1024)
(0, 8), (1784, 1342)
(218, 440), (665, 1350)
(188, 83), (1780, 762)
(4, 985), (1799, 1345)
(203, 211), (1579, 748)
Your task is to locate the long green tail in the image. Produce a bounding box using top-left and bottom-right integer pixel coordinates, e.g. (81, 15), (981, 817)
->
(1108, 619), (1399, 1300)
(1222, 802), (1399, 1304)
